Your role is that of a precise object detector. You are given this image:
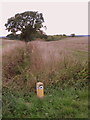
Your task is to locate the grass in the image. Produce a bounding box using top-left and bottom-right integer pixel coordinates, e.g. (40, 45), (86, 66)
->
(2, 85), (88, 118)
(72, 50), (88, 62)
(2, 38), (88, 118)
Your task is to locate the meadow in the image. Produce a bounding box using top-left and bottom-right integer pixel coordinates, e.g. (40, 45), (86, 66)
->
(2, 37), (88, 118)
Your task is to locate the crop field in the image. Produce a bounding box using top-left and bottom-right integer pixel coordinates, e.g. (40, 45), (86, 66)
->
(2, 37), (88, 118)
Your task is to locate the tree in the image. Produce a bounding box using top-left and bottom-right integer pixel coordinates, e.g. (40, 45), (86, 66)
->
(71, 33), (75, 37)
(5, 11), (46, 42)
(63, 34), (66, 37)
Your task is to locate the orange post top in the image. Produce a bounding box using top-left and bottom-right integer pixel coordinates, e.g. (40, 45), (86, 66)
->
(36, 82), (44, 98)
(36, 82), (43, 85)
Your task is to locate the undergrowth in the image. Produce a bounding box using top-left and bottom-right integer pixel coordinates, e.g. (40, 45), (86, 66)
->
(2, 42), (88, 118)
(2, 85), (88, 118)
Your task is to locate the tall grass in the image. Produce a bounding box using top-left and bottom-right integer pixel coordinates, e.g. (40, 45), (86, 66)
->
(2, 39), (88, 118)
(2, 39), (88, 92)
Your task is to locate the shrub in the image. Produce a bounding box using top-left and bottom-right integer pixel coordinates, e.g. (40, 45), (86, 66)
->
(71, 34), (75, 37)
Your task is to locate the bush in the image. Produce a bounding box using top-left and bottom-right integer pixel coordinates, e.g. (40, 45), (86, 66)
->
(71, 34), (75, 37)
(6, 33), (20, 40)
(46, 34), (67, 41)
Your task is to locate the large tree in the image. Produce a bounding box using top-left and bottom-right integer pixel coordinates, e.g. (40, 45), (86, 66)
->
(5, 11), (46, 42)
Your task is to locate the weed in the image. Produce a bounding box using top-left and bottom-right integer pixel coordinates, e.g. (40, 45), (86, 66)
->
(2, 38), (88, 118)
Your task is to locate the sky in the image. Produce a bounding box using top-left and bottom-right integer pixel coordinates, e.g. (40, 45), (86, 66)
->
(0, 1), (88, 36)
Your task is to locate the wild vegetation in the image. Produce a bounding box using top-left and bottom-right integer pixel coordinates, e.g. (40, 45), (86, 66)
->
(6, 33), (68, 41)
(2, 37), (88, 118)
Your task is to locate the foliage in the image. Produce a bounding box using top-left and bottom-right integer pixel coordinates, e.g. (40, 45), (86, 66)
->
(71, 33), (75, 37)
(6, 33), (20, 40)
(6, 31), (47, 41)
(3, 39), (88, 91)
(46, 34), (67, 41)
(5, 11), (45, 42)
(33, 31), (48, 40)
(2, 85), (88, 118)
(2, 38), (88, 118)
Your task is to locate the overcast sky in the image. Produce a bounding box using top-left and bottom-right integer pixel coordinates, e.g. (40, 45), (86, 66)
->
(0, 2), (88, 36)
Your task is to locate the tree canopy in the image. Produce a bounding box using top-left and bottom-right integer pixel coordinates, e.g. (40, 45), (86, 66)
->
(5, 11), (46, 42)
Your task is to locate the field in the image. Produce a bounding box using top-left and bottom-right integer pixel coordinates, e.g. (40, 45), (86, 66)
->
(2, 37), (88, 118)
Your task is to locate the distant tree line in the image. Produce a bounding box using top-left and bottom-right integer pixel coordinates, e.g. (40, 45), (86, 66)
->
(6, 33), (68, 41)
(6, 33), (76, 41)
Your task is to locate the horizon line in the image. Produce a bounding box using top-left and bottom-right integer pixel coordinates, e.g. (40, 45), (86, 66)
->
(0, 35), (90, 38)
